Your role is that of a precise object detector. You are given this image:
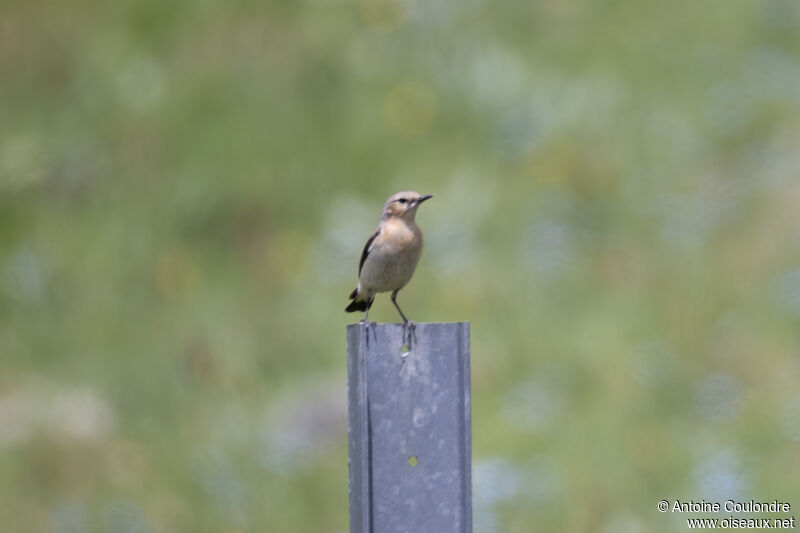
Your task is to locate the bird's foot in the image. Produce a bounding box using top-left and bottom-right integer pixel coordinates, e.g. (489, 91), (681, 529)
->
(360, 318), (377, 347)
(402, 319), (417, 347)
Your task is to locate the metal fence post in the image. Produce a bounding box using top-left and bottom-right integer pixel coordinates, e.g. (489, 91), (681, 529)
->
(347, 322), (472, 533)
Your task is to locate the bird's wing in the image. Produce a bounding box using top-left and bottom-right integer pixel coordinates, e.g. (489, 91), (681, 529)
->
(358, 227), (380, 276)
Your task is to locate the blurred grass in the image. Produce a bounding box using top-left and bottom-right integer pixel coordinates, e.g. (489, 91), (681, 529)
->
(2, 0), (800, 531)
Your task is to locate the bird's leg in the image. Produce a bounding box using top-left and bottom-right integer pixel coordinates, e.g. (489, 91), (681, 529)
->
(361, 295), (375, 327)
(359, 297), (374, 347)
(390, 290), (409, 323)
(391, 290), (416, 347)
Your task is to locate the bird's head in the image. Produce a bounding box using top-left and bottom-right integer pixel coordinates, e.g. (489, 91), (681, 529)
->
(382, 191), (434, 220)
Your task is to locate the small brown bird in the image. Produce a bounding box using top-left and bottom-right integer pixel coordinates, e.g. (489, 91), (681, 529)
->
(345, 191), (433, 325)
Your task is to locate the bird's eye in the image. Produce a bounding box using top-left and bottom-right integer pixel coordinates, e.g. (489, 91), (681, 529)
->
(397, 198), (408, 204)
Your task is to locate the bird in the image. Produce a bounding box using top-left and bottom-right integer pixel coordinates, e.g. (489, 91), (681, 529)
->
(345, 191), (433, 328)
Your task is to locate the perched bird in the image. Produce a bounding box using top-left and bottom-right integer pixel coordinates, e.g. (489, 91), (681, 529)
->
(345, 191), (433, 325)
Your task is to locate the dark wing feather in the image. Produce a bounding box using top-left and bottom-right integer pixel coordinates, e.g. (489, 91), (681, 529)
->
(358, 228), (380, 276)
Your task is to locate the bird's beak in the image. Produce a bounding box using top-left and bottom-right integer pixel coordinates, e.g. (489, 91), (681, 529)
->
(416, 194), (434, 205)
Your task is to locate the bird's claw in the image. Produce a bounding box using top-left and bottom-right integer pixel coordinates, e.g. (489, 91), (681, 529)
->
(360, 318), (377, 347)
(402, 319), (417, 347)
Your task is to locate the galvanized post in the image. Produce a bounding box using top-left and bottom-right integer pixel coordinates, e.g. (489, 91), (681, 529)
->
(347, 322), (472, 533)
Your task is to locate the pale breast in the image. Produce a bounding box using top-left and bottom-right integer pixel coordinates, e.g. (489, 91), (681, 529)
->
(359, 219), (423, 293)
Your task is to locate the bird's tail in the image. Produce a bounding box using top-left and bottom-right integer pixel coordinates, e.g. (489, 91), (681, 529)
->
(345, 288), (368, 312)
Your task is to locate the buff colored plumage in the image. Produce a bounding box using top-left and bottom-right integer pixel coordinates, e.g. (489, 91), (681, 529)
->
(345, 191), (433, 324)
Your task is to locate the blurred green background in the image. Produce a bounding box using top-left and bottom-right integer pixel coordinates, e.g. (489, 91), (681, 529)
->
(2, 0), (800, 531)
